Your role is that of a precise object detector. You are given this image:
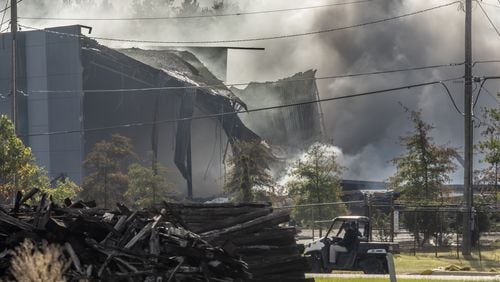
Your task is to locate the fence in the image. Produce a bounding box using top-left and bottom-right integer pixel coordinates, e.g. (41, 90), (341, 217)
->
(277, 199), (499, 258)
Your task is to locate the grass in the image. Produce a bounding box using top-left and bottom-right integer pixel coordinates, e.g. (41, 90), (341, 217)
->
(312, 249), (500, 281)
(394, 249), (500, 274)
(314, 279), (497, 282)
(9, 240), (68, 282)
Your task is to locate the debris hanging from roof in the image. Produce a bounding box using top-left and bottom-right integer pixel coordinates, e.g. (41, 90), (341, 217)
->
(231, 70), (324, 154)
(118, 48), (245, 106)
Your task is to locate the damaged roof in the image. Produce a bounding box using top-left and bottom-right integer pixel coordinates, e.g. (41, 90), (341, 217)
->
(80, 37), (245, 106)
(118, 48), (244, 105)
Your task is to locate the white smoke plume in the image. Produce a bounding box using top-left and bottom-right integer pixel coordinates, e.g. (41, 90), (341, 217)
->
(277, 142), (344, 186)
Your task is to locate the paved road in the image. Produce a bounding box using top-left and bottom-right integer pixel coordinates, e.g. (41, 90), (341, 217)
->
(306, 273), (500, 281)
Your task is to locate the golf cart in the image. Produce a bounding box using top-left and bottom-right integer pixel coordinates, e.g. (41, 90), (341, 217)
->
(304, 216), (399, 274)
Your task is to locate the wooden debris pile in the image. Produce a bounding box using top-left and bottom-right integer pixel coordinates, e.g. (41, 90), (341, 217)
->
(161, 202), (311, 281)
(0, 189), (249, 281)
(0, 189), (310, 281)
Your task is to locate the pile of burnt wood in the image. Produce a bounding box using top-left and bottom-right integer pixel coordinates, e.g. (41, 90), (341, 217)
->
(162, 202), (310, 281)
(0, 189), (310, 281)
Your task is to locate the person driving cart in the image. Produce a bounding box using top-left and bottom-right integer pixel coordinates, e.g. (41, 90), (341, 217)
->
(329, 221), (359, 263)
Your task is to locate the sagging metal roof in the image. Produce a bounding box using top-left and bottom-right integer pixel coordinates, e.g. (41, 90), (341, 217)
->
(119, 48), (245, 105)
(80, 37), (245, 107)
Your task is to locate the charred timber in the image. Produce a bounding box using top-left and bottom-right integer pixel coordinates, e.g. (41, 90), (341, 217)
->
(0, 192), (310, 281)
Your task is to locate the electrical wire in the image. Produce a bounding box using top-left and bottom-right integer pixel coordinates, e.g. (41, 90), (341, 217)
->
(473, 81), (487, 111)
(473, 76), (500, 109)
(473, 59), (500, 67)
(0, 0), (21, 14)
(439, 81), (464, 115)
(22, 76), (463, 137)
(481, 85), (500, 102)
(0, 1), (8, 32)
(19, 0), (376, 21)
(0, 0), (5, 15)
(0, 23), (8, 33)
(480, 1), (500, 8)
(23, 62), (464, 94)
(473, 114), (495, 130)
(477, 1), (500, 37)
(19, 1), (459, 44)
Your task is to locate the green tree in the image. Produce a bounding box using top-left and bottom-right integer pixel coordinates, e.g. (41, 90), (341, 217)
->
(225, 140), (275, 202)
(0, 115), (44, 200)
(475, 105), (499, 202)
(125, 163), (172, 207)
(0, 115), (80, 203)
(389, 109), (457, 246)
(81, 134), (135, 208)
(39, 179), (81, 204)
(286, 143), (346, 226)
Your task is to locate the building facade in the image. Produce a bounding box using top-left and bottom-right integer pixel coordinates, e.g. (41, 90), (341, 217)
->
(0, 25), (258, 198)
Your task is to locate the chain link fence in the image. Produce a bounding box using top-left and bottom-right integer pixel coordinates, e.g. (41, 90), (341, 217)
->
(277, 197), (499, 258)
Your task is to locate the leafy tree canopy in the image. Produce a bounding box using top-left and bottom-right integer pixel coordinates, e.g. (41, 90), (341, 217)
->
(286, 143), (346, 225)
(39, 179), (82, 204)
(81, 134), (136, 208)
(0, 115), (80, 203)
(0, 115), (43, 199)
(389, 109), (457, 202)
(475, 105), (499, 186)
(389, 108), (457, 247)
(126, 162), (172, 207)
(225, 140), (276, 202)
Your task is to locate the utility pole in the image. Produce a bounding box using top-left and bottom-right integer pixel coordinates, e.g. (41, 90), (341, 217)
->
(9, 0), (18, 206)
(10, 0), (17, 133)
(462, 0), (473, 256)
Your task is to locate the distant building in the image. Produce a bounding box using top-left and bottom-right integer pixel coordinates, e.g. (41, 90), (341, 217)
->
(341, 179), (388, 193)
(0, 25), (259, 197)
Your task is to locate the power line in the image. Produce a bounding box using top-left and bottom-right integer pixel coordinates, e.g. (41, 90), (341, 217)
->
(0, 0), (20, 14)
(19, 0), (375, 21)
(473, 76), (500, 108)
(480, 1), (500, 8)
(473, 59), (500, 67)
(23, 76), (463, 137)
(23, 62), (464, 94)
(480, 85), (500, 102)
(0, 1), (8, 31)
(439, 81), (464, 115)
(477, 1), (500, 37)
(0, 24), (9, 33)
(19, 2), (459, 44)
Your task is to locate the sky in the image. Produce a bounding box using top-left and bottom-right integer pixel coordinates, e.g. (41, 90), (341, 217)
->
(11, 0), (500, 184)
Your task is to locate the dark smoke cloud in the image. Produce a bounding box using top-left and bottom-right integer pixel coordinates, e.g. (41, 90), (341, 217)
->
(228, 0), (499, 182)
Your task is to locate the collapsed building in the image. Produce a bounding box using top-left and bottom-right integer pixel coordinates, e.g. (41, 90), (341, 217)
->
(231, 70), (326, 156)
(0, 25), (259, 198)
